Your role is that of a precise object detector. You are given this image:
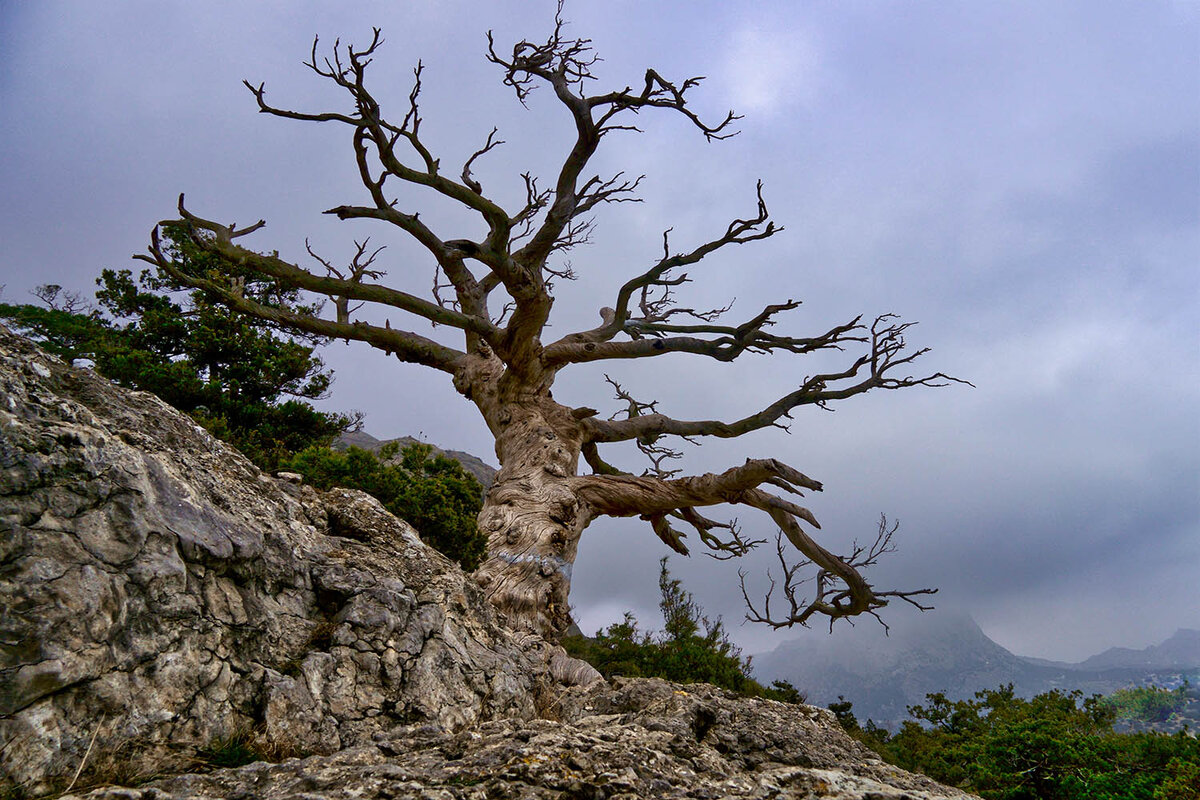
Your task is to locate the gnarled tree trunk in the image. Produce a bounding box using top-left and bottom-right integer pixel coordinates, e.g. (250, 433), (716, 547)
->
(460, 353), (592, 638)
(474, 456), (589, 639)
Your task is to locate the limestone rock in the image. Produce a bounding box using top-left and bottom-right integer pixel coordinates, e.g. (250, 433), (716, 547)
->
(0, 325), (551, 796)
(63, 680), (975, 799)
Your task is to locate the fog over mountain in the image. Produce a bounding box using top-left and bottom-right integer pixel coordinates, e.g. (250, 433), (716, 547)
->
(753, 613), (1200, 729)
(1074, 628), (1200, 672)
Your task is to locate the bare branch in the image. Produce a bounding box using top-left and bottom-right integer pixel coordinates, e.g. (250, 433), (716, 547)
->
(160, 197), (496, 341)
(675, 508), (765, 560)
(579, 312), (970, 447)
(578, 439), (767, 559)
(136, 216), (468, 374)
(571, 462), (928, 622)
(246, 31), (516, 285)
(305, 238), (385, 323)
(432, 264), (460, 317)
(461, 127), (505, 195)
(602, 375), (692, 478)
(590, 69), (740, 141)
(508, 172), (552, 246)
(486, 2), (599, 106)
(741, 515), (937, 630)
(573, 172), (645, 216)
(32, 284), (92, 314)
(573, 458), (822, 524)
(547, 305), (856, 368)
(242, 28), (385, 126)
(547, 182), (779, 356)
(486, 7), (745, 281)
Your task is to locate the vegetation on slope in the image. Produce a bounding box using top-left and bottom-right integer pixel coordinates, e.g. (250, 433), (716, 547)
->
(564, 558), (804, 704)
(579, 571), (1199, 798)
(831, 685), (1200, 800)
(1102, 684), (1192, 727)
(0, 232), (356, 470)
(282, 442), (488, 570)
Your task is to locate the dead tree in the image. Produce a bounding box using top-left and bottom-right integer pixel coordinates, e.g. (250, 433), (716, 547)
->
(138, 15), (962, 641)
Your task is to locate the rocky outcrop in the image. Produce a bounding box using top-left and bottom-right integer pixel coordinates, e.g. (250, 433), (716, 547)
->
(63, 680), (975, 799)
(0, 324), (974, 799)
(0, 325), (554, 796)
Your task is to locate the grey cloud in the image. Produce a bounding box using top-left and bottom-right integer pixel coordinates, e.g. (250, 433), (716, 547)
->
(1, 1), (1196, 663)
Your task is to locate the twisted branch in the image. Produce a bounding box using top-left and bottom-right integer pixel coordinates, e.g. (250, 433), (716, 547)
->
(135, 200), (471, 373)
(582, 314), (970, 446)
(741, 515), (937, 630)
(573, 457), (820, 555)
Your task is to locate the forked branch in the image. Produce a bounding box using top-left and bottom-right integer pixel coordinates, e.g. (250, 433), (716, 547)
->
(305, 238), (384, 323)
(573, 457), (820, 556)
(135, 200), (475, 374)
(740, 515), (937, 630)
(580, 313), (970, 447)
(549, 181), (779, 357)
(602, 375), (693, 478)
(573, 463), (925, 620)
(245, 28), (516, 297)
(488, 3), (745, 274)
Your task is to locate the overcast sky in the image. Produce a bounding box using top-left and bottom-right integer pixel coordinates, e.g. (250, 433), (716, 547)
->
(2, 1), (1196, 663)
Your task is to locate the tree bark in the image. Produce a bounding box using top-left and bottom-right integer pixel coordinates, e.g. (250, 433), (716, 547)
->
(474, 462), (590, 639)
(459, 354), (592, 638)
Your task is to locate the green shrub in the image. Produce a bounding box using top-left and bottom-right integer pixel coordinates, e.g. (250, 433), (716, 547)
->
(826, 696), (892, 751)
(1102, 684), (1189, 724)
(563, 558), (805, 704)
(0, 241), (357, 472)
(1155, 757), (1200, 800)
(196, 730), (259, 769)
(282, 442), (487, 570)
(836, 684), (1200, 800)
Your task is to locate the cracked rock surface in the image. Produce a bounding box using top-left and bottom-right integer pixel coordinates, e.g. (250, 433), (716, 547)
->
(63, 680), (975, 799)
(0, 325), (552, 795)
(1, 325), (974, 799)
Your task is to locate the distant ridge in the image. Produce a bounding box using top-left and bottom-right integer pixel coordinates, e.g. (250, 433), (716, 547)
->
(754, 615), (1200, 729)
(1076, 628), (1200, 671)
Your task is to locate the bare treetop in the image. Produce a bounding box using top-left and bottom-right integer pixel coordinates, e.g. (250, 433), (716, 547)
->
(138, 12), (967, 643)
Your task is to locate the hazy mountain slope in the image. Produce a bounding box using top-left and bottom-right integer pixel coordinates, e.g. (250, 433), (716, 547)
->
(754, 614), (1199, 728)
(1077, 628), (1200, 670)
(754, 613), (1048, 725)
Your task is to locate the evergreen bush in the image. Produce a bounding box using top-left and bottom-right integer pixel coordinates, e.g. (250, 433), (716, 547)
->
(283, 442), (487, 570)
(564, 558), (805, 704)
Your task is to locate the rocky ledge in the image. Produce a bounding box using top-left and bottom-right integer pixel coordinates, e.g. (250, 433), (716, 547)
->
(0, 323), (973, 799)
(63, 680), (972, 800)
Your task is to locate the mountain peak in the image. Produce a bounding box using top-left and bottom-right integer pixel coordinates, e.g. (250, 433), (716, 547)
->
(1077, 627), (1200, 671)
(755, 613), (1200, 728)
